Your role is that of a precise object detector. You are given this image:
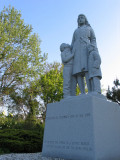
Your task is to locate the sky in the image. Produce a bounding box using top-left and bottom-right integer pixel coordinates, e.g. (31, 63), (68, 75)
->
(0, 0), (120, 92)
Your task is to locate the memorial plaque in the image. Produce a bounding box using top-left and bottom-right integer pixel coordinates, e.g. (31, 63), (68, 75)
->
(42, 95), (120, 160)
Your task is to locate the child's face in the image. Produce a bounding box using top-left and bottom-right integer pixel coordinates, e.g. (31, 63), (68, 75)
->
(64, 46), (70, 51)
(61, 47), (64, 52)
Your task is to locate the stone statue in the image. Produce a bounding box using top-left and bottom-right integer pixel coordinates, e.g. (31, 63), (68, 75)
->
(60, 43), (74, 98)
(87, 44), (102, 93)
(60, 14), (102, 98)
(71, 14), (97, 95)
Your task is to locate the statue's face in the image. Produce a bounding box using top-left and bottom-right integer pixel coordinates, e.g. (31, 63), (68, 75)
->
(78, 15), (86, 26)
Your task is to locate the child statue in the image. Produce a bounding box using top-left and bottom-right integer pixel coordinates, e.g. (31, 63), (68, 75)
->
(87, 44), (102, 94)
(60, 43), (74, 98)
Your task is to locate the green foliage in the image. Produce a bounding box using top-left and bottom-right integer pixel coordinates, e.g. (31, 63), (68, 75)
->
(106, 78), (120, 105)
(0, 113), (24, 129)
(0, 128), (44, 153)
(0, 114), (44, 154)
(0, 148), (10, 155)
(0, 112), (44, 130)
(76, 84), (81, 95)
(39, 62), (63, 106)
(0, 6), (47, 117)
(0, 114), (14, 129)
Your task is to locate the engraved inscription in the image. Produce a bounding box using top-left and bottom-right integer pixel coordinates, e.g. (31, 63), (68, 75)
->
(46, 112), (91, 121)
(44, 140), (92, 152)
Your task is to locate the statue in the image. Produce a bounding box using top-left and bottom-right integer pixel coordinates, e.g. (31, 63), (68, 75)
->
(87, 44), (102, 93)
(60, 43), (74, 98)
(71, 14), (97, 95)
(61, 14), (102, 98)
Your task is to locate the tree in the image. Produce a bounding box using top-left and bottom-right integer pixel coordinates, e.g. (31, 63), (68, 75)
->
(0, 6), (47, 116)
(39, 62), (63, 108)
(106, 78), (120, 105)
(8, 83), (40, 119)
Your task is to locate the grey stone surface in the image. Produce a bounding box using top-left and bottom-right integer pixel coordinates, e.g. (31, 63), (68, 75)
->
(71, 14), (97, 94)
(61, 14), (103, 97)
(42, 95), (120, 160)
(60, 43), (74, 98)
(88, 44), (102, 93)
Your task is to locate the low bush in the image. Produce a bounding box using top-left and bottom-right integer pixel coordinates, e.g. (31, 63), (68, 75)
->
(0, 128), (44, 153)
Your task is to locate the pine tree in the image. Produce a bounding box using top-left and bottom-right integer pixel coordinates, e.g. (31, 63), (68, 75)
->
(106, 79), (120, 105)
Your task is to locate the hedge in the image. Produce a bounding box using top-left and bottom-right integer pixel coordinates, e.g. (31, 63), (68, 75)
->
(0, 128), (44, 154)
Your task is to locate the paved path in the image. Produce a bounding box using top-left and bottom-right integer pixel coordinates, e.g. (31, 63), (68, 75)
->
(0, 153), (64, 160)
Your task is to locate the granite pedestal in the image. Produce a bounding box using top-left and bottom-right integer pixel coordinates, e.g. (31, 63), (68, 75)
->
(42, 94), (120, 160)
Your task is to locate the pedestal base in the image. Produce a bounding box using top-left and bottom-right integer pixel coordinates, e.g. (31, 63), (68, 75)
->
(42, 95), (120, 160)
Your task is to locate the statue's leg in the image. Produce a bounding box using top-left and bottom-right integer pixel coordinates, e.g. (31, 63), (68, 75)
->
(71, 75), (77, 96)
(63, 67), (70, 98)
(85, 72), (91, 92)
(77, 75), (85, 94)
(91, 78), (94, 92)
(93, 77), (101, 94)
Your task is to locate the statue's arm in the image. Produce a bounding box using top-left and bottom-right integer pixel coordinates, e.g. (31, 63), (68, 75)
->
(71, 31), (75, 50)
(61, 52), (74, 63)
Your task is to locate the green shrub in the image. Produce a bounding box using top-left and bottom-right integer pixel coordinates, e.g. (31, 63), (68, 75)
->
(0, 128), (44, 153)
(0, 148), (10, 155)
(0, 113), (45, 154)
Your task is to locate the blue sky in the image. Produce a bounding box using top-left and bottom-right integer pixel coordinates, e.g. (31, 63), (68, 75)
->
(0, 0), (120, 91)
